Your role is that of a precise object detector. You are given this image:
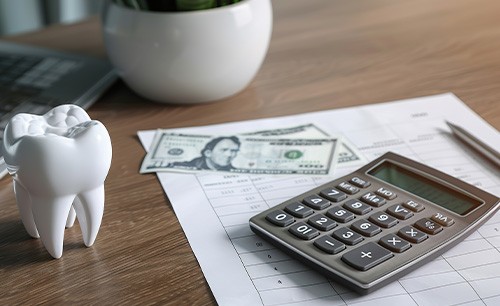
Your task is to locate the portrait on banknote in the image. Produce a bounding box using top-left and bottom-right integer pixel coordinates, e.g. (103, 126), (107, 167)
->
(168, 136), (241, 171)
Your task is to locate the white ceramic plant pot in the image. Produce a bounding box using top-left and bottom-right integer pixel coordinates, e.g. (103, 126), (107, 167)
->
(102, 0), (272, 104)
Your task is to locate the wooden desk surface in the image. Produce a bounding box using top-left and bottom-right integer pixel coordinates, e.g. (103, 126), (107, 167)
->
(1, 0), (499, 304)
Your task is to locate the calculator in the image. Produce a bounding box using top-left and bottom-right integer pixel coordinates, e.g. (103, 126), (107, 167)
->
(249, 152), (500, 294)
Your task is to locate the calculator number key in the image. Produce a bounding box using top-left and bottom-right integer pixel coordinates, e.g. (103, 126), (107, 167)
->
(326, 206), (355, 223)
(265, 210), (294, 227)
(314, 236), (346, 254)
(342, 242), (393, 271)
(332, 228), (364, 245)
(414, 218), (443, 235)
(351, 220), (381, 237)
(303, 195), (331, 210)
(379, 234), (411, 253)
(285, 202), (314, 218)
(343, 199), (372, 215)
(308, 214), (337, 231)
(360, 192), (386, 207)
(387, 204), (414, 220)
(319, 188), (347, 202)
(368, 211), (398, 228)
(289, 222), (320, 240)
(398, 226), (428, 243)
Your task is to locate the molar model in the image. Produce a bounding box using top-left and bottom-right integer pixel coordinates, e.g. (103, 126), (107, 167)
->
(2, 105), (112, 258)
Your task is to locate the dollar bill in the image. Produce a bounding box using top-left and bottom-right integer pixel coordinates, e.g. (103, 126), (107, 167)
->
(243, 123), (328, 138)
(140, 131), (338, 175)
(245, 123), (366, 166)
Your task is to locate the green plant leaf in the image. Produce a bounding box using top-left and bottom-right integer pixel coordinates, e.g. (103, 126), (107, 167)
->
(176, 0), (216, 11)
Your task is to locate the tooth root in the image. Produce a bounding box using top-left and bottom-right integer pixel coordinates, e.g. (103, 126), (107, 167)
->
(66, 206), (76, 228)
(13, 181), (39, 238)
(74, 185), (104, 247)
(31, 195), (74, 259)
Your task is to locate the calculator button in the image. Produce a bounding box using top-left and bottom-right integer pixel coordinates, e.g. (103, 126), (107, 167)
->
(403, 200), (425, 212)
(343, 199), (372, 215)
(398, 226), (428, 243)
(319, 188), (347, 202)
(326, 206), (355, 223)
(342, 242), (393, 271)
(314, 236), (346, 254)
(332, 228), (364, 245)
(360, 192), (386, 207)
(285, 202), (314, 218)
(349, 176), (371, 188)
(414, 218), (443, 235)
(288, 222), (320, 240)
(431, 212), (455, 227)
(303, 195), (331, 210)
(351, 220), (381, 237)
(337, 182), (360, 195)
(265, 210), (294, 227)
(368, 211), (398, 228)
(375, 187), (397, 200)
(379, 234), (411, 253)
(387, 204), (414, 220)
(308, 214), (337, 231)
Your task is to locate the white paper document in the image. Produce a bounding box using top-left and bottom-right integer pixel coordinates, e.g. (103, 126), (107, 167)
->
(138, 93), (500, 306)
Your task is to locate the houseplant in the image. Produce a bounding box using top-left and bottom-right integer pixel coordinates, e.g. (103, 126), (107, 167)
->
(115, 0), (243, 11)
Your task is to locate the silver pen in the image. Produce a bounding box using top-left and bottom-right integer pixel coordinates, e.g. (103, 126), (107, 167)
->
(446, 121), (500, 167)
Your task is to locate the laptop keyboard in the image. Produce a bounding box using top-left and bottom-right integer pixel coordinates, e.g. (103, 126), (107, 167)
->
(0, 53), (82, 138)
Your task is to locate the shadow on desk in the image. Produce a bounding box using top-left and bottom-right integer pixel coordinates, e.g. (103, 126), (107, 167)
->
(0, 219), (84, 266)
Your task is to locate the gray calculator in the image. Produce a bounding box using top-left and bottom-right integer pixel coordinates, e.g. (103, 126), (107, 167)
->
(249, 152), (500, 294)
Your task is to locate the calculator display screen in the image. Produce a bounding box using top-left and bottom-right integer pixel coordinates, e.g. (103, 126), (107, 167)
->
(368, 161), (482, 215)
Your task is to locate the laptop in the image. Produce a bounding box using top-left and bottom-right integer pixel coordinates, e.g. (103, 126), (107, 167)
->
(0, 40), (117, 178)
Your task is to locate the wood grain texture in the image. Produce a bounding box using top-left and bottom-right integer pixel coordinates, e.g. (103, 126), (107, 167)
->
(1, 0), (499, 304)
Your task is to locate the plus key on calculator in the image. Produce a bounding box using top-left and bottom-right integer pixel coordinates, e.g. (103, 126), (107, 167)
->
(249, 152), (500, 294)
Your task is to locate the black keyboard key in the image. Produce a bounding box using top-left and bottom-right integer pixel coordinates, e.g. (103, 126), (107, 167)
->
(308, 214), (337, 231)
(349, 176), (371, 188)
(303, 195), (331, 210)
(360, 192), (386, 207)
(265, 210), (294, 227)
(343, 199), (372, 215)
(342, 242), (393, 271)
(319, 188), (347, 202)
(289, 222), (320, 240)
(332, 228), (364, 245)
(314, 236), (345, 254)
(337, 182), (359, 195)
(351, 220), (381, 237)
(387, 204), (414, 220)
(379, 234), (411, 253)
(326, 206), (355, 223)
(431, 212), (454, 227)
(285, 202), (314, 218)
(414, 218), (443, 235)
(368, 211), (398, 228)
(398, 226), (428, 243)
(375, 187), (397, 200)
(403, 200), (425, 212)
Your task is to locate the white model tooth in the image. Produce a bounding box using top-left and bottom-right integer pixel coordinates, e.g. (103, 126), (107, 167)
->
(66, 207), (76, 228)
(31, 195), (74, 259)
(13, 181), (39, 238)
(2, 104), (112, 259)
(73, 186), (105, 247)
